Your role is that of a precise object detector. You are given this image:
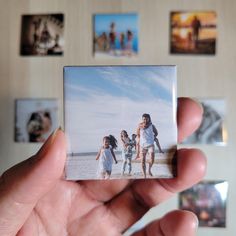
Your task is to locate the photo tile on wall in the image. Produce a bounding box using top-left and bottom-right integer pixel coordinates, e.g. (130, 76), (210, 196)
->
(20, 13), (64, 56)
(182, 98), (227, 145)
(170, 11), (217, 55)
(93, 13), (139, 58)
(15, 98), (59, 143)
(64, 65), (177, 180)
(179, 180), (228, 228)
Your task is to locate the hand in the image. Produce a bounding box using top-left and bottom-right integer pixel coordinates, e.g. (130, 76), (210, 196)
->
(0, 97), (206, 236)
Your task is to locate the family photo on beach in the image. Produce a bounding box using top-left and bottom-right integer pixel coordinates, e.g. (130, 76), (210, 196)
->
(64, 66), (177, 180)
(95, 113), (166, 179)
(93, 13), (138, 58)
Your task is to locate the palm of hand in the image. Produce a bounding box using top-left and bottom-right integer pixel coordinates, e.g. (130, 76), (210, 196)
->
(18, 180), (130, 235)
(0, 98), (205, 236)
(18, 158), (202, 236)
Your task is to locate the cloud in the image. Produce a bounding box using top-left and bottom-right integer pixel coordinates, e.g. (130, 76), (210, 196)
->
(66, 66), (176, 103)
(64, 66), (177, 153)
(65, 93), (177, 153)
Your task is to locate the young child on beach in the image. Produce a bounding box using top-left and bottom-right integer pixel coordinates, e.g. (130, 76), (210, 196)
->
(108, 134), (118, 150)
(96, 136), (118, 179)
(121, 130), (135, 175)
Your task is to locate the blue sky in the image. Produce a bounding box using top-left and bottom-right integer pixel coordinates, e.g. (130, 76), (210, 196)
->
(94, 13), (138, 33)
(64, 66), (176, 103)
(64, 66), (177, 153)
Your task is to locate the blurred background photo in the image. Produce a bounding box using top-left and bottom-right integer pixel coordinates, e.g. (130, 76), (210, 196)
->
(20, 13), (64, 56)
(15, 99), (58, 143)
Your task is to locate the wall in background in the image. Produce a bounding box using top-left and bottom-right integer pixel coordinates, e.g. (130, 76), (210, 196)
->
(0, 0), (236, 235)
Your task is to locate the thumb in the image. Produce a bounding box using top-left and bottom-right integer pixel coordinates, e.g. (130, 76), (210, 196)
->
(0, 128), (66, 236)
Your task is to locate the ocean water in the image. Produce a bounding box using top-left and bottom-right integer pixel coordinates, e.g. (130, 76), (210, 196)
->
(65, 151), (175, 180)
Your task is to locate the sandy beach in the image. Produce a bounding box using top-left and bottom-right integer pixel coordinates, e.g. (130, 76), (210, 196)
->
(94, 50), (138, 59)
(65, 151), (176, 180)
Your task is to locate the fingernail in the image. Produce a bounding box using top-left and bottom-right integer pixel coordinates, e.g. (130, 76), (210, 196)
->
(36, 127), (63, 158)
(194, 216), (199, 232)
(50, 126), (62, 145)
(190, 211), (199, 231)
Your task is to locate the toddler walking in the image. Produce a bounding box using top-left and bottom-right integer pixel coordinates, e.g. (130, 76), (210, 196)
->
(96, 136), (118, 179)
(121, 130), (135, 175)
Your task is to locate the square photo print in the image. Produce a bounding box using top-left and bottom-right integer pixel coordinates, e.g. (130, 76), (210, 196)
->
(64, 66), (177, 180)
(179, 180), (228, 227)
(20, 13), (64, 56)
(15, 98), (59, 143)
(93, 13), (139, 58)
(170, 11), (217, 55)
(182, 98), (227, 145)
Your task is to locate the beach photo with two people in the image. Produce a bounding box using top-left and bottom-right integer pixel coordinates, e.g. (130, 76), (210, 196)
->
(64, 66), (177, 180)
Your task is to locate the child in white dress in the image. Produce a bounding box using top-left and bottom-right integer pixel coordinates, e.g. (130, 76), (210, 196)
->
(96, 136), (118, 179)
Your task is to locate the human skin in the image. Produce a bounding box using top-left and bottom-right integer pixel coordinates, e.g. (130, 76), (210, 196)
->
(0, 97), (206, 236)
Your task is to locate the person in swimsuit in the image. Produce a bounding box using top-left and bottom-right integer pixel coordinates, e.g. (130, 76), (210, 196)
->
(109, 22), (116, 55)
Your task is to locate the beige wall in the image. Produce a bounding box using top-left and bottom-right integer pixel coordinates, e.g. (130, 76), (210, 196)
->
(0, 0), (236, 235)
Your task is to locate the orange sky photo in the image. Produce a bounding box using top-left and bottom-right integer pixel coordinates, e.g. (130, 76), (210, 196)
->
(172, 11), (217, 27)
